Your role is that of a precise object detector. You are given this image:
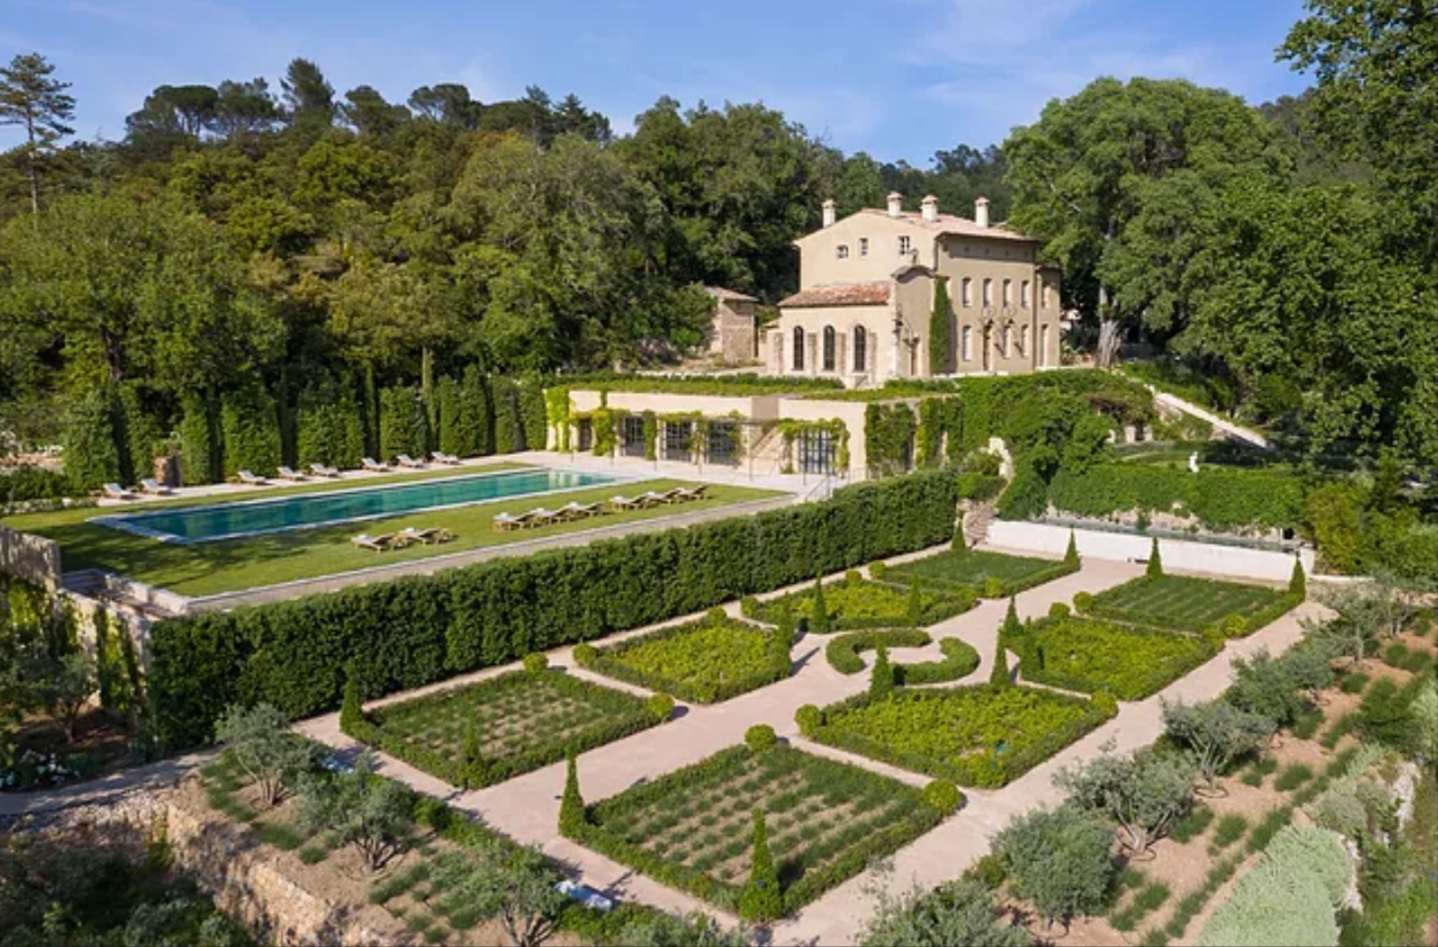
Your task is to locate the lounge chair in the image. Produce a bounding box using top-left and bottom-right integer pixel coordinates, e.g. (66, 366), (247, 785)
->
(351, 533), (402, 552)
(557, 500), (604, 520)
(361, 457), (389, 472)
(608, 495), (645, 512)
(101, 482), (134, 500)
(432, 451), (461, 465)
(524, 508), (563, 528)
(398, 526), (453, 545)
(396, 454), (426, 469)
(493, 511), (531, 532)
(237, 470), (268, 486)
(671, 484), (710, 502)
(310, 463), (341, 478)
(634, 490), (671, 506)
(653, 488), (689, 504)
(277, 466), (306, 481)
(139, 478), (173, 496)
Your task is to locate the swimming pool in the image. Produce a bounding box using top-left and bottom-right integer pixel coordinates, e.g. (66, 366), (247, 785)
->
(97, 468), (621, 544)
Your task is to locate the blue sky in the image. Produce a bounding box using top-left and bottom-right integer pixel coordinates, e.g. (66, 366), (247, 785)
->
(1, 0), (1313, 165)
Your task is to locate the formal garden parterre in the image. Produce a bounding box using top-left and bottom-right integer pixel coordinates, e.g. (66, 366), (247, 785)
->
(573, 609), (792, 704)
(1085, 573), (1300, 635)
(565, 743), (958, 917)
(341, 667), (668, 788)
(800, 684), (1118, 788)
(740, 571), (974, 632)
(824, 629), (980, 685)
(1003, 614), (1220, 701)
(874, 546), (1079, 598)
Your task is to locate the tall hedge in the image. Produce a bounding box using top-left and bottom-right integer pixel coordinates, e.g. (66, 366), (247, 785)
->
(220, 382), (282, 477)
(379, 385), (429, 461)
(116, 382), (163, 486)
(1047, 464), (1307, 531)
(517, 375), (547, 450)
(178, 393), (221, 486)
(928, 277), (951, 376)
(459, 366), (494, 457)
(148, 469), (959, 747)
(61, 387), (122, 490)
(296, 382), (364, 470)
(490, 376), (523, 454)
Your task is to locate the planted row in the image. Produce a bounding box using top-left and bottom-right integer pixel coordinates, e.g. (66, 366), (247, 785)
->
(741, 572), (974, 633)
(1004, 614), (1220, 701)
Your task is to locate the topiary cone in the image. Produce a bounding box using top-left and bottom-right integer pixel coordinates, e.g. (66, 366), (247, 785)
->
(558, 748), (586, 836)
(738, 809), (783, 922)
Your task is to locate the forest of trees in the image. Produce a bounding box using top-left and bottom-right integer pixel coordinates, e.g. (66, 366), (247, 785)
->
(0, 0), (1431, 476)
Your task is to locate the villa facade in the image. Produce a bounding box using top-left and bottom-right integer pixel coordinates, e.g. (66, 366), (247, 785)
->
(769, 194), (1062, 387)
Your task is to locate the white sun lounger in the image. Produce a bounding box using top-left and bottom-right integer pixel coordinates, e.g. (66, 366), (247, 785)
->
(361, 457), (389, 472)
(396, 454), (426, 469)
(139, 478), (173, 496)
(237, 470), (268, 486)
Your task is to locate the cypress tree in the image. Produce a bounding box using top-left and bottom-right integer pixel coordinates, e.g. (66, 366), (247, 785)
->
(810, 574), (831, 633)
(339, 665), (364, 733)
(906, 576), (924, 625)
(870, 645), (894, 699)
(1147, 537), (1163, 577)
(558, 748), (586, 836)
(738, 810), (783, 921)
(1289, 557), (1306, 598)
(990, 638), (1011, 687)
(928, 276), (952, 375)
(1001, 596), (1022, 637)
(1064, 530), (1079, 565)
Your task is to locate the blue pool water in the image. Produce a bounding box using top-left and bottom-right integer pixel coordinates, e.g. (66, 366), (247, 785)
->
(98, 468), (619, 544)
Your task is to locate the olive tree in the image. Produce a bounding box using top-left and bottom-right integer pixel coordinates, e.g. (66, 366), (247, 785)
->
(860, 875), (1026, 947)
(213, 702), (316, 806)
(992, 803), (1114, 930)
(297, 754), (414, 872)
(620, 911), (747, 947)
(1161, 698), (1275, 790)
(1055, 744), (1196, 856)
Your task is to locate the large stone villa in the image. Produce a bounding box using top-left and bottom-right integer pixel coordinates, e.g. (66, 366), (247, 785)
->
(767, 193), (1062, 386)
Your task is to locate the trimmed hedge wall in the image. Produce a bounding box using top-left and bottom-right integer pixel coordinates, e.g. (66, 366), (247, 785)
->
(1047, 464), (1307, 531)
(149, 469), (959, 747)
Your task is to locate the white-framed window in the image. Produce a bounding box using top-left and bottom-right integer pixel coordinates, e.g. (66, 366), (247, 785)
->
(1002, 279), (1012, 306)
(1021, 280), (1030, 308)
(961, 325), (972, 361)
(1042, 283), (1052, 309)
(836, 244), (850, 260)
(961, 277), (972, 307)
(859, 237), (869, 258)
(1001, 325), (1011, 356)
(982, 278), (993, 306)
(898, 235), (911, 256)
(1021, 324), (1031, 355)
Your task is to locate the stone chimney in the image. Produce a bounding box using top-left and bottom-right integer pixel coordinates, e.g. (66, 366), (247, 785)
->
(921, 194), (939, 222)
(886, 191), (903, 217)
(821, 198), (836, 228)
(974, 196), (990, 228)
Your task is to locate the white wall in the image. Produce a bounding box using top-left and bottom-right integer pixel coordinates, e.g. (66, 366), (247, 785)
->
(988, 520), (1312, 583)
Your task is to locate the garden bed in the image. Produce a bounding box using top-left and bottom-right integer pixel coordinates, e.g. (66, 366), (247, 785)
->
(824, 629), (980, 685)
(574, 611), (790, 703)
(804, 684), (1117, 787)
(1086, 573), (1299, 634)
(568, 744), (952, 915)
(1004, 614), (1219, 700)
(346, 669), (664, 788)
(875, 548), (1078, 598)
(741, 571), (974, 631)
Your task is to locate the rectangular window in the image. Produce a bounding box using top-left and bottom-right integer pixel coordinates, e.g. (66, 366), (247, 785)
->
(1040, 324), (1050, 366)
(1043, 284), (1052, 309)
(575, 418), (593, 452)
(982, 279), (993, 306)
(961, 278), (972, 307)
(836, 244), (849, 259)
(798, 428), (836, 475)
(706, 422), (738, 466)
(898, 235), (911, 256)
(961, 325), (972, 361)
(621, 415), (646, 458)
(663, 421), (692, 462)
(1003, 279), (1012, 306)
(1021, 280), (1030, 308)
(859, 237), (869, 258)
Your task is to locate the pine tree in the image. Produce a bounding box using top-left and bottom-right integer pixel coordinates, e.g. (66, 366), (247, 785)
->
(738, 810), (783, 921)
(1147, 536), (1163, 577)
(1064, 530), (1079, 565)
(810, 574), (831, 633)
(558, 748), (586, 836)
(990, 639), (1011, 686)
(1289, 557), (1306, 598)
(339, 664), (364, 733)
(870, 645), (895, 698)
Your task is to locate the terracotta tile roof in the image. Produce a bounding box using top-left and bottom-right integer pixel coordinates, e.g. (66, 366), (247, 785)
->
(704, 286), (759, 302)
(797, 208), (1040, 243)
(778, 281), (891, 308)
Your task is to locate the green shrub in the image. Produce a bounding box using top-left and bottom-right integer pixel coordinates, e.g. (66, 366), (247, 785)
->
(1171, 805), (1214, 843)
(149, 469), (959, 747)
(921, 779), (963, 814)
(646, 693), (675, 723)
(1087, 574), (1297, 634)
(825, 629), (930, 675)
(522, 653), (548, 674)
(1073, 591), (1094, 614)
(1274, 763), (1313, 792)
(1048, 463), (1307, 533)
(994, 804), (1114, 928)
(1147, 537), (1163, 577)
(1049, 602), (1071, 619)
(898, 637), (981, 686)
(558, 750), (586, 836)
(573, 643), (597, 667)
(989, 638), (1011, 688)
(1289, 558), (1306, 597)
(744, 724), (778, 752)
(583, 614), (792, 704)
(1211, 814), (1247, 851)
(62, 387), (122, 489)
(1339, 672), (1369, 695)
(794, 704), (822, 737)
(1006, 614), (1219, 700)
(963, 854), (1007, 890)
(221, 381), (282, 477)
(746, 576), (972, 632)
(869, 645), (895, 699)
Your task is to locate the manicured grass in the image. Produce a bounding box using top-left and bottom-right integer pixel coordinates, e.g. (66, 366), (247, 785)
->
(570, 744), (951, 915)
(878, 548), (1076, 596)
(1005, 615), (1219, 700)
(1086, 573), (1296, 634)
(6, 469), (780, 596)
(806, 684), (1116, 787)
(577, 611), (792, 703)
(741, 572), (973, 631)
(354, 669), (662, 788)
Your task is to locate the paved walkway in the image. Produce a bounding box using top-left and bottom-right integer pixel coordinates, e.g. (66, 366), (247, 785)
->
(0, 749), (216, 819)
(295, 551), (1336, 944)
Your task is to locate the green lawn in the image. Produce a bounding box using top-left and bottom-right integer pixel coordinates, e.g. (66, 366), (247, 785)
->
(741, 572), (974, 631)
(1087, 574), (1294, 633)
(880, 548), (1075, 595)
(4, 467), (781, 597)
(1006, 615), (1219, 700)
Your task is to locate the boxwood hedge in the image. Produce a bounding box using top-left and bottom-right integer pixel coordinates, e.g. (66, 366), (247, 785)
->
(1003, 614), (1220, 701)
(824, 630), (979, 685)
(149, 469), (958, 747)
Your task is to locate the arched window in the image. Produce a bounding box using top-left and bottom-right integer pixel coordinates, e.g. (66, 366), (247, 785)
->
(853, 326), (867, 372)
(961, 277), (972, 307)
(822, 325), (836, 371)
(982, 278), (993, 306)
(792, 326), (805, 370)
(1021, 324), (1031, 355)
(1021, 280), (1030, 308)
(1002, 279), (1012, 306)
(961, 325), (972, 361)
